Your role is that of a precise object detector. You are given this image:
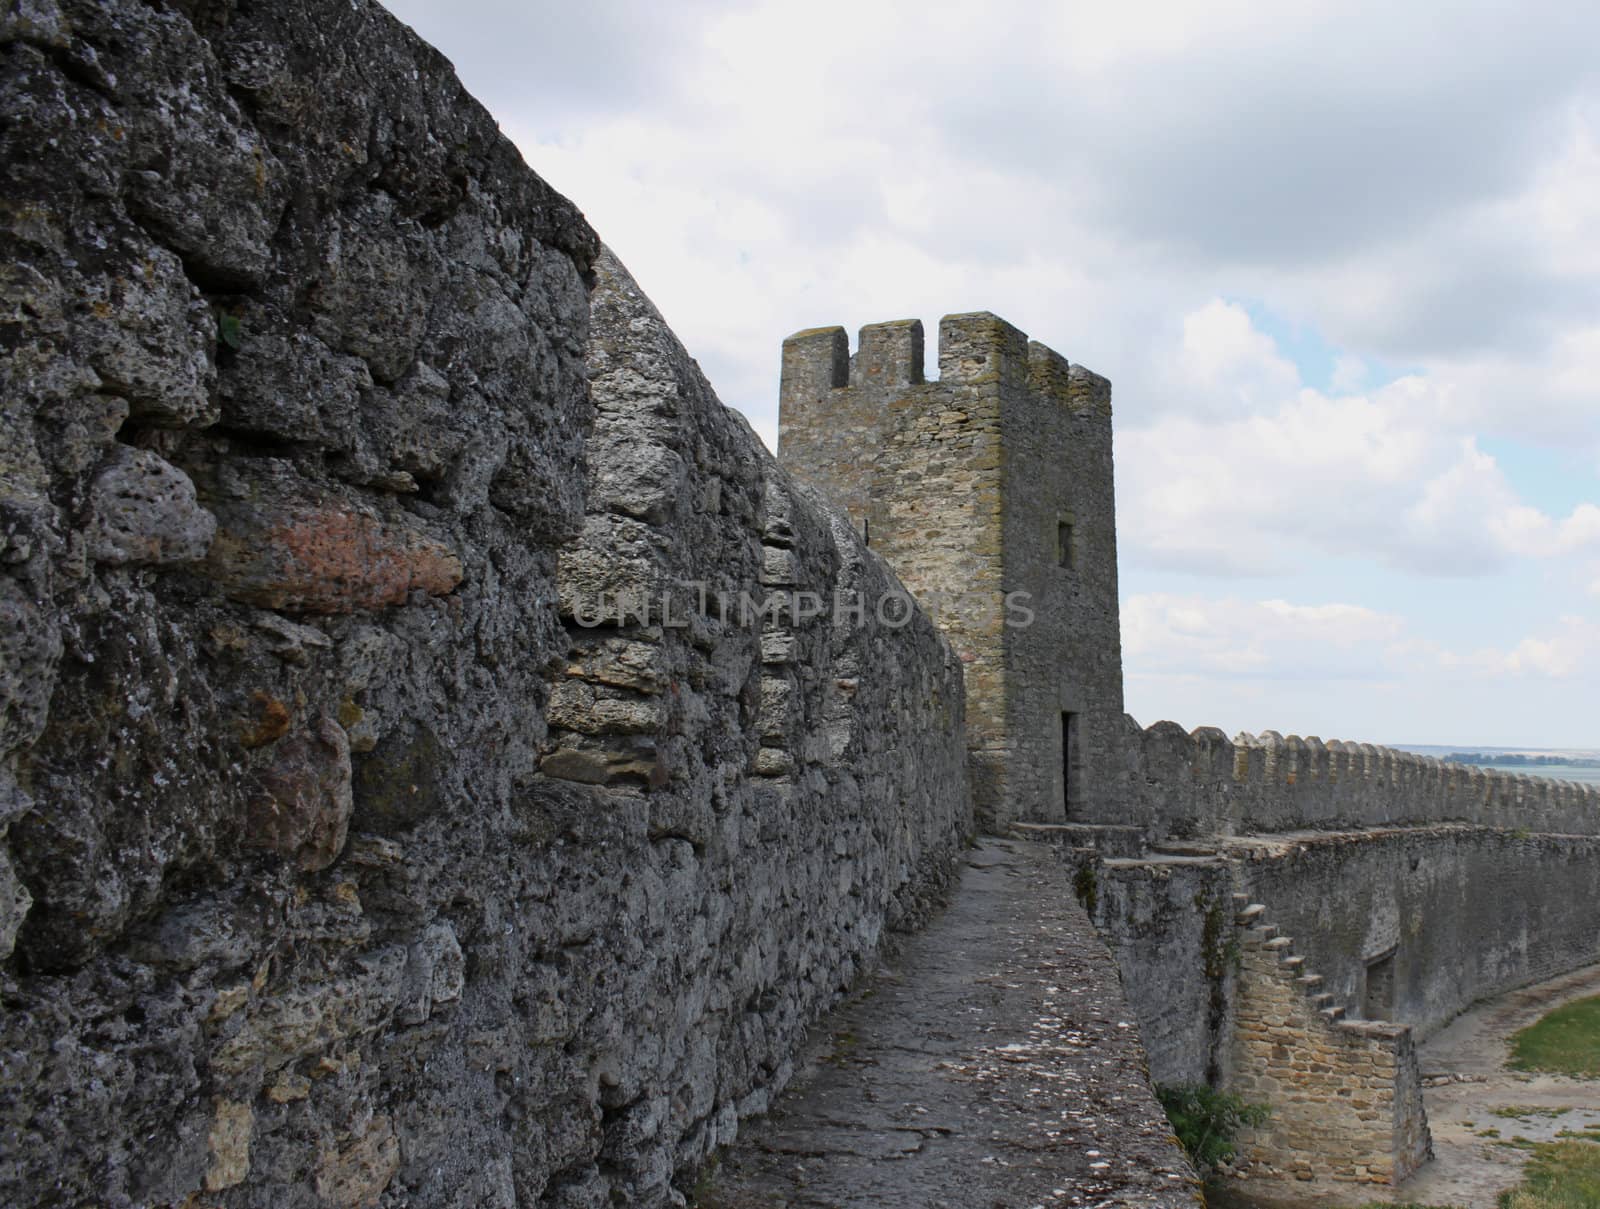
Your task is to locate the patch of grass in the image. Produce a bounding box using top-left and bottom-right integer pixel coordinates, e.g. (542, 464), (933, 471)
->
(1493, 1106), (1573, 1119)
(1498, 1138), (1600, 1208)
(685, 1155), (721, 1207)
(1155, 1083), (1269, 1171)
(1355, 1202), (1466, 1208)
(1508, 995), (1600, 1077)
(216, 310), (244, 350)
(1480, 1127), (1503, 1138)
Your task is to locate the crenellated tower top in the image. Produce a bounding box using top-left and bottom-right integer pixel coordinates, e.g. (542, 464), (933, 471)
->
(780, 313), (1111, 413)
(777, 312), (1123, 829)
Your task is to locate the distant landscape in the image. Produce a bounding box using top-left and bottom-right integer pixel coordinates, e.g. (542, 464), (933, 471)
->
(1397, 745), (1600, 786)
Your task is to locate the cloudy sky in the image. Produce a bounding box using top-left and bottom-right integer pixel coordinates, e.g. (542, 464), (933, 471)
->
(388, 0), (1600, 748)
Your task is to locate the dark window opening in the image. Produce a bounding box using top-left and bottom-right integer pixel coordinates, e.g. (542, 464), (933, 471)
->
(1364, 948), (1397, 1021)
(1061, 711), (1079, 815)
(1057, 521), (1075, 568)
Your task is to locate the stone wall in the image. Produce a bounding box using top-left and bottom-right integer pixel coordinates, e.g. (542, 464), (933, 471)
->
(1235, 826), (1600, 1040)
(0, 3), (970, 1205)
(1128, 721), (1600, 838)
(1109, 724), (1600, 1062)
(779, 320), (1012, 821)
(1082, 845), (1440, 1195)
(1229, 900), (1431, 1188)
(1081, 817), (1600, 1191)
(1088, 824), (1600, 1069)
(1083, 853), (1236, 1087)
(1001, 334), (1125, 832)
(779, 316), (1125, 829)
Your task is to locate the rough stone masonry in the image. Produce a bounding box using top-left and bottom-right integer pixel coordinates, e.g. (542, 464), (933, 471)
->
(0, 1), (970, 1204)
(777, 314), (1600, 1196)
(11, 0), (1600, 1204)
(779, 316), (1124, 832)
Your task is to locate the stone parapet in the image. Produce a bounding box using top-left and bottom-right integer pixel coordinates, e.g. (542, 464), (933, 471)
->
(0, 4), (970, 1205)
(1126, 719), (1600, 837)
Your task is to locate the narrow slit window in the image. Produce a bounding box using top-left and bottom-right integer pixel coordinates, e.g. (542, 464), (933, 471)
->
(1062, 711), (1078, 815)
(1057, 520), (1075, 568)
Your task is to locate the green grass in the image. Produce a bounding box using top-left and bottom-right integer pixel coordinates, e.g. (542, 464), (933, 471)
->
(1492, 1105), (1573, 1119)
(1498, 1139), (1600, 1208)
(1508, 995), (1600, 1077)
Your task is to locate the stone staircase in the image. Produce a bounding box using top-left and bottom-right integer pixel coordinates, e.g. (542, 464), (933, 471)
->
(1226, 893), (1432, 1187)
(1231, 894), (1351, 1026)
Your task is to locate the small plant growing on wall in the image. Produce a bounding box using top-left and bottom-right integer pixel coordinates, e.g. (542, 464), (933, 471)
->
(1155, 1083), (1269, 1171)
(1072, 858), (1098, 915)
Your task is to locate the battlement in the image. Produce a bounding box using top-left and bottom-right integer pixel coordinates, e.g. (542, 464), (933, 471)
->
(857, 319), (925, 387)
(780, 325), (850, 394)
(779, 312), (1111, 415)
(1124, 718), (1600, 837)
(936, 311), (1029, 385)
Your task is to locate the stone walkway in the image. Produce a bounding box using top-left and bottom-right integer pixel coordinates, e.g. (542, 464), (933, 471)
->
(697, 838), (1201, 1208)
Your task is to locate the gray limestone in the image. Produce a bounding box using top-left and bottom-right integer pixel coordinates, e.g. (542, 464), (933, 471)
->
(0, 2), (969, 1205)
(8, 0), (1595, 1204)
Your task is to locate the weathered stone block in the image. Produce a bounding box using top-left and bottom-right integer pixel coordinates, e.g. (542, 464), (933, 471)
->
(205, 487), (461, 614)
(246, 715), (353, 871)
(87, 446), (216, 566)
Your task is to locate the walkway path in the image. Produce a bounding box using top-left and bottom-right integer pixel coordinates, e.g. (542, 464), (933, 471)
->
(697, 837), (1201, 1208)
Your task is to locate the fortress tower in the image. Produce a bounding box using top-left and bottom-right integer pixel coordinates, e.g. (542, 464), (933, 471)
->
(778, 314), (1125, 828)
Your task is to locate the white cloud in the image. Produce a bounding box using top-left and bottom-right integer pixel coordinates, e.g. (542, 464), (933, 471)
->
(384, 0), (1600, 744)
(387, 0), (1600, 448)
(1439, 616), (1600, 680)
(1120, 304), (1600, 578)
(1125, 593), (1600, 741)
(1175, 300), (1299, 415)
(1126, 593), (1600, 686)
(1124, 593), (1406, 681)
(1329, 354), (1369, 394)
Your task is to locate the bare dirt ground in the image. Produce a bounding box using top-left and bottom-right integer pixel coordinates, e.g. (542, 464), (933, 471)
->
(1211, 964), (1600, 1209)
(1382, 962), (1600, 1208)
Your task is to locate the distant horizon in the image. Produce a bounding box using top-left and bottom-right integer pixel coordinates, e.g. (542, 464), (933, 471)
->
(1395, 742), (1600, 751)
